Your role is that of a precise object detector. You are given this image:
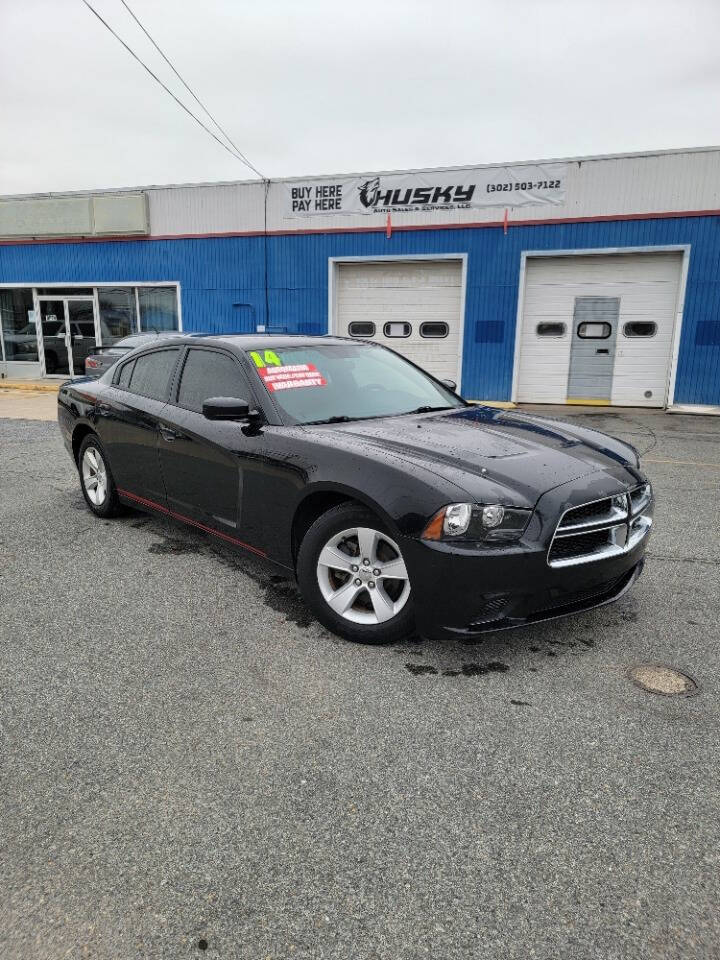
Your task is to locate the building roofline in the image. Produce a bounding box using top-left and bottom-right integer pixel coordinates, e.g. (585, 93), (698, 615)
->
(2, 144), (720, 201)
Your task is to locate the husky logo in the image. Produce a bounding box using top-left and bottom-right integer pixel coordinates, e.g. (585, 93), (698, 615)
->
(358, 177), (381, 208)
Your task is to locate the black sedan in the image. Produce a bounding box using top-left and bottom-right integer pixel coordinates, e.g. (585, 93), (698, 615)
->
(58, 335), (653, 644)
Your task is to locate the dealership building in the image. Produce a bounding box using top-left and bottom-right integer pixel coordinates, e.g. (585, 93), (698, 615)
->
(1, 145), (719, 412)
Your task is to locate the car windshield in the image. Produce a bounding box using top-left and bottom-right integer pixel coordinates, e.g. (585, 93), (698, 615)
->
(246, 342), (464, 424)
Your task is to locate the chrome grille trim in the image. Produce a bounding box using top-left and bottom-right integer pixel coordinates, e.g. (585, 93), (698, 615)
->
(548, 486), (653, 568)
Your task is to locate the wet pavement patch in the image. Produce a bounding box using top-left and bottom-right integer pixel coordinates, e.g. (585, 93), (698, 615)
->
(629, 663), (698, 697)
(406, 664), (438, 676)
(406, 661), (509, 678)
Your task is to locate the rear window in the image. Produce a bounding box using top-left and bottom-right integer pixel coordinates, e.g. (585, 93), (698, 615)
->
(127, 349), (179, 401)
(117, 359), (135, 389)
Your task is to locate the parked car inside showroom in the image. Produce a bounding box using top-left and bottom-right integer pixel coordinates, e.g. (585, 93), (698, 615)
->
(58, 335), (653, 644)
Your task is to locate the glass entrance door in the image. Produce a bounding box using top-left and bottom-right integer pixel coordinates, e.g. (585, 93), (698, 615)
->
(38, 297), (98, 376)
(67, 300), (97, 375)
(39, 299), (70, 376)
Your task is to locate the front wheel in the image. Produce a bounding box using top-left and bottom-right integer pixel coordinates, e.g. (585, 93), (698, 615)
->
(297, 503), (415, 644)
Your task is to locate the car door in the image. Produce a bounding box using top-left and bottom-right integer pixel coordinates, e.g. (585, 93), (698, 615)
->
(98, 346), (182, 504)
(157, 346), (264, 535)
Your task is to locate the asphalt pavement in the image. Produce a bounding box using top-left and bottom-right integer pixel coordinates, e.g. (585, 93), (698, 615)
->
(1, 405), (719, 959)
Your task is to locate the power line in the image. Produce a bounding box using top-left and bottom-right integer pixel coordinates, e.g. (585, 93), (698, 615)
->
(116, 0), (264, 180)
(80, 0), (264, 179)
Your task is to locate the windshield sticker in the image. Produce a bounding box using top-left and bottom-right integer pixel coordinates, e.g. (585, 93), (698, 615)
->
(250, 349), (282, 368)
(257, 363), (327, 392)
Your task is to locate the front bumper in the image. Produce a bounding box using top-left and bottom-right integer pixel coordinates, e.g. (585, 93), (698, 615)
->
(404, 470), (652, 640)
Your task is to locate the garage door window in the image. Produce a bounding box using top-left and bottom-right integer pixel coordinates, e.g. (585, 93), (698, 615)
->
(383, 322), (411, 338)
(419, 322), (449, 339)
(577, 321), (612, 339)
(623, 321), (657, 338)
(536, 322), (566, 337)
(348, 321), (376, 338)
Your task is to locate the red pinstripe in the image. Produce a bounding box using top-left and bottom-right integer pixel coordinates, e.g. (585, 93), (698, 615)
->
(117, 487), (266, 557)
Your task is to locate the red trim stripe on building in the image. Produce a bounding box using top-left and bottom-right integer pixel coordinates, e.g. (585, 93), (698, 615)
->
(2, 207), (720, 246)
(117, 487), (267, 557)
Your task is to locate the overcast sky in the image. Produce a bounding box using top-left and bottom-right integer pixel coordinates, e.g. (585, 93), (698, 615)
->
(2, 0), (720, 195)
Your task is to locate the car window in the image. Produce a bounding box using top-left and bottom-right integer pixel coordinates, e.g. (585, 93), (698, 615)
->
(117, 358), (135, 389)
(177, 349), (248, 413)
(127, 349), (179, 401)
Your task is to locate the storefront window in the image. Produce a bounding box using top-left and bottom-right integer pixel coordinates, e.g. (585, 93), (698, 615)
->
(138, 286), (179, 332)
(0, 289), (38, 362)
(98, 287), (137, 342)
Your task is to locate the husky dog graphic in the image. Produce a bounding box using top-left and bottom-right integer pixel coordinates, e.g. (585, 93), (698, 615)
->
(358, 177), (381, 208)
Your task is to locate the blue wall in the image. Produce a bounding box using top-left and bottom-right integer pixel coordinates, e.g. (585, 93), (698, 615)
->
(1, 214), (719, 404)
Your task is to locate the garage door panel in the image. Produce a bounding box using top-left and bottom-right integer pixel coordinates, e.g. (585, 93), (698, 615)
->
(517, 253), (682, 406)
(335, 260), (463, 383)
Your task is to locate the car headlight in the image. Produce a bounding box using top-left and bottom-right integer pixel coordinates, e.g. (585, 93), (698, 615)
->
(422, 503), (531, 543)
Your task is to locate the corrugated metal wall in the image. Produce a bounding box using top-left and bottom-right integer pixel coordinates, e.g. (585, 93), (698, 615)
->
(1, 215), (718, 404)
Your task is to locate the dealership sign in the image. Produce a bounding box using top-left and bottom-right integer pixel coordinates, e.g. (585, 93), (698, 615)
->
(284, 163), (567, 217)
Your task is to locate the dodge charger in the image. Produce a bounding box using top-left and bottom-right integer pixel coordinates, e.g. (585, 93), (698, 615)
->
(58, 335), (653, 644)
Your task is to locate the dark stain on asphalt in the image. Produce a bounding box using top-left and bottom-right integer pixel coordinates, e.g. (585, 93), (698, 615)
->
(407, 661), (510, 677)
(461, 661), (509, 677)
(406, 664), (438, 676)
(510, 699), (531, 706)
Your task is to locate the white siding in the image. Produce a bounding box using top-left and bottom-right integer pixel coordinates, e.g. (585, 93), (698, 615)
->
(4, 147), (720, 237)
(516, 253), (683, 406)
(334, 260), (463, 383)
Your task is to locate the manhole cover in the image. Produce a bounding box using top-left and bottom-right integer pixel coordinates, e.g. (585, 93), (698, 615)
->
(629, 663), (698, 697)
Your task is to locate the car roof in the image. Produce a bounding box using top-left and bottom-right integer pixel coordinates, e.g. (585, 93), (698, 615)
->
(146, 334), (360, 350)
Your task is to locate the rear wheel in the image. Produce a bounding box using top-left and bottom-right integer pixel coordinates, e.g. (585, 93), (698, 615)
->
(78, 434), (120, 518)
(297, 503), (415, 644)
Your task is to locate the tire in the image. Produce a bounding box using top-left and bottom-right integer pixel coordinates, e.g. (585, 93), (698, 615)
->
(297, 502), (416, 644)
(77, 433), (121, 518)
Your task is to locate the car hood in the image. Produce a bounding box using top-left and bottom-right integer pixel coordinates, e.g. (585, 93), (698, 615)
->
(317, 405), (643, 507)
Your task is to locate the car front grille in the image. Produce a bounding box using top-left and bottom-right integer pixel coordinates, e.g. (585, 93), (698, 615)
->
(548, 486), (653, 568)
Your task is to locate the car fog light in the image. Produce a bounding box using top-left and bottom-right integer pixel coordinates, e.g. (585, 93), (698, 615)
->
(443, 503), (472, 536)
(481, 504), (505, 528)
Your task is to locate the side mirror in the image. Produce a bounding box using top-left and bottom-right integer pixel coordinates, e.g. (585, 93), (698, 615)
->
(202, 396), (257, 421)
(441, 378), (457, 392)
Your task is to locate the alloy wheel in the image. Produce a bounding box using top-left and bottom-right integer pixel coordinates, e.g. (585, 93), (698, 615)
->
(316, 526), (411, 625)
(82, 446), (108, 506)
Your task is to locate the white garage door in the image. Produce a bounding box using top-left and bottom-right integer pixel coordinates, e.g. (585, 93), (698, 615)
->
(516, 252), (683, 407)
(334, 259), (463, 384)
